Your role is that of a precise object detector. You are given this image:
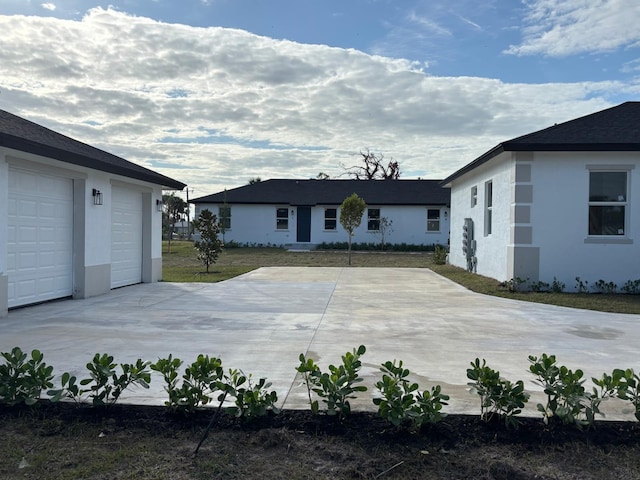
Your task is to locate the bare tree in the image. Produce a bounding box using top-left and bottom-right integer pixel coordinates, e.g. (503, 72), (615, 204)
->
(370, 216), (393, 250)
(343, 149), (400, 180)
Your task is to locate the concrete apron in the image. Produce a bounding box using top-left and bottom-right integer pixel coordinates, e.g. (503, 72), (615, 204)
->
(2, 267), (639, 421)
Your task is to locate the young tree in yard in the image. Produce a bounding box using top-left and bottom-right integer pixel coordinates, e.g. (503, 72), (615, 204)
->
(192, 209), (224, 273)
(372, 216), (393, 250)
(340, 193), (366, 266)
(163, 193), (188, 253)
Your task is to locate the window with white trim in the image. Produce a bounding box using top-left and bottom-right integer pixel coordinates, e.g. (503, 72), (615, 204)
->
(484, 180), (493, 236)
(276, 208), (289, 230)
(427, 209), (440, 232)
(367, 208), (380, 231)
(324, 208), (337, 230)
(589, 171), (627, 236)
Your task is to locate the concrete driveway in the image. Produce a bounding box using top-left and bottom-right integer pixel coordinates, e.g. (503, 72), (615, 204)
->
(2, 267), (639, 419)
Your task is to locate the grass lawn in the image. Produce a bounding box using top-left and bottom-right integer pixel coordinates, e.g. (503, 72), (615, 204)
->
(163, 240), (640, 314)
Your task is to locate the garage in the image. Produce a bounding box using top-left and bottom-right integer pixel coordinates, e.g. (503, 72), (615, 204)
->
(111, 185), (143, 288)
(7, 168), (74, 308)
(1, 108), (186, 317)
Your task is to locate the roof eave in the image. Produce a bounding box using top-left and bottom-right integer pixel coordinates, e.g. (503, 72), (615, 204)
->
(1, 135), (186, 190)
(503, 142), (640, 152)
(441, 141), (640, 188)
(441, 144), (505, 187)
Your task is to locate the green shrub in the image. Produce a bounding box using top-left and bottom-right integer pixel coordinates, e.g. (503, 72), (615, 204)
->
(0, 347), (54, 406)
(317, 242), (439, 252)
(152, 354), (224, 414)
(613, 368), (640, 421)
(296, 345), (367, 420)
(466, 358), (529, 428)
(224, 369), (279, 420)
(80, 353), (151, 407)
(47, 371), (82, 404)
(594, 279), (617, 294)
(551, 277), (565, 293)
(530, 281), (550, 293)
(432, 245), (448, 265)
(575, 277), (589, 293)
(528, 353), (599, 427)
(373, 360), (448, 430)
(621, 279), (640, 294)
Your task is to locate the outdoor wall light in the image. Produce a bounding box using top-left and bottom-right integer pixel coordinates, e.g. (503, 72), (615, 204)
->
(291, 209), (295, 215)
(156, 199), (164, 212)
(92, 188), (103, 206)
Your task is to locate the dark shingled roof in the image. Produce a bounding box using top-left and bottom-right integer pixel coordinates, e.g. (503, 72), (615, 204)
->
(192, 179), (450, 206)
(442, 101), (640, 186)
(0, 109), (186, 190)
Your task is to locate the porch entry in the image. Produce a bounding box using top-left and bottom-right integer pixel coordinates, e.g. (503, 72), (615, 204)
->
(296, 206), (311, 242)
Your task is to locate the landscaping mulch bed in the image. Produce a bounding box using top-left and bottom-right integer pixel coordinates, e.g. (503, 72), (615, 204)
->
(1, 402), (639, 479)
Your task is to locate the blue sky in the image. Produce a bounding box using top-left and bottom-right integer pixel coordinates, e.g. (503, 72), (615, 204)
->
(0, 0), (639, 196)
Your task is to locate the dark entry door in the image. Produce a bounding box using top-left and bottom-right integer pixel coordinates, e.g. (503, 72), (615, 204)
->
(296, 206), (311, 242)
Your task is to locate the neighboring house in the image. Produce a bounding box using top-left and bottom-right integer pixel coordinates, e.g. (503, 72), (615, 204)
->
(442, 101), (640, 292)
(191, 179), (450, 248)
(0, 109), (186, 316)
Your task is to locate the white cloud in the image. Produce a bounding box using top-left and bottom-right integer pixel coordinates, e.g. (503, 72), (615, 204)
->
(41, 3), (55, 11)
(0, 7), (634, 196)
(621, 58), (640, 73)
(506, 0), (640, 57)
(407, 11), (452, 37)
(456, 14), (482, 31)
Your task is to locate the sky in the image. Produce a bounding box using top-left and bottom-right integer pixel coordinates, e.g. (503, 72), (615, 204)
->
(0, 0), (639, 199)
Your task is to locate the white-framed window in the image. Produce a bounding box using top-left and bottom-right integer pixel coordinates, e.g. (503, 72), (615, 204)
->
(471, 186), (477, 207)
(324, 208), (337, 230)
(427, 208), (440, 232)
(588, 171), (627, 236)
(219, 206), (231, 230)
(276, 207), (289, 230)
(484, 180), (493, 236)
(367, 208), (380, 231)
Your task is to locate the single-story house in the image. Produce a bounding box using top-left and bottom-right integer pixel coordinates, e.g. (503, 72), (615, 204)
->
(442, 101), (640, 292)
(191, 179), (451, 248)
(0, 109), (186, 316)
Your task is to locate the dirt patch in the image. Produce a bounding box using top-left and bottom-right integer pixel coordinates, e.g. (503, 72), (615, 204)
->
(1, 402), (639, 479)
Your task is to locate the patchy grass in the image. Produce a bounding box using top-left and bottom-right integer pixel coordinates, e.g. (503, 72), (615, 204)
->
(163, 241), (640, 314)
(429, 264), (640, 314)
(2, 403), (639, 480)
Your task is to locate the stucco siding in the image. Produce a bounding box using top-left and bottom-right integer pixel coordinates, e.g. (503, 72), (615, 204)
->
(450, 150), (640, 291)
(531, 151), (640, 291)
(449, 154), (513, 281)
(0, 146), (166, 316)
(196, 203), (450, 247)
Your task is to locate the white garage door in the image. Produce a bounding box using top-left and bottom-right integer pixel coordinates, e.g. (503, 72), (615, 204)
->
(7, 168), (74, 308)
(111, 185), (143, 288)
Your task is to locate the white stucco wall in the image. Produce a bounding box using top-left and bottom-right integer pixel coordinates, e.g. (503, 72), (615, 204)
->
(449, 150), (640, 291)
(449, 153), (513, 281)
(531, 151), (640, 291)
(195, 203), (450, 247)
(0, 146), (169, 315)
(0, 156), (8, 277)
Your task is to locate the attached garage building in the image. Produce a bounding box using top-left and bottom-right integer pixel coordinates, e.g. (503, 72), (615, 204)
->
(0, 109), (186, 316)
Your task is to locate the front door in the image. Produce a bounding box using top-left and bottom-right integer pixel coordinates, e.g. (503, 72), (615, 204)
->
(296, 206), (311, 242)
